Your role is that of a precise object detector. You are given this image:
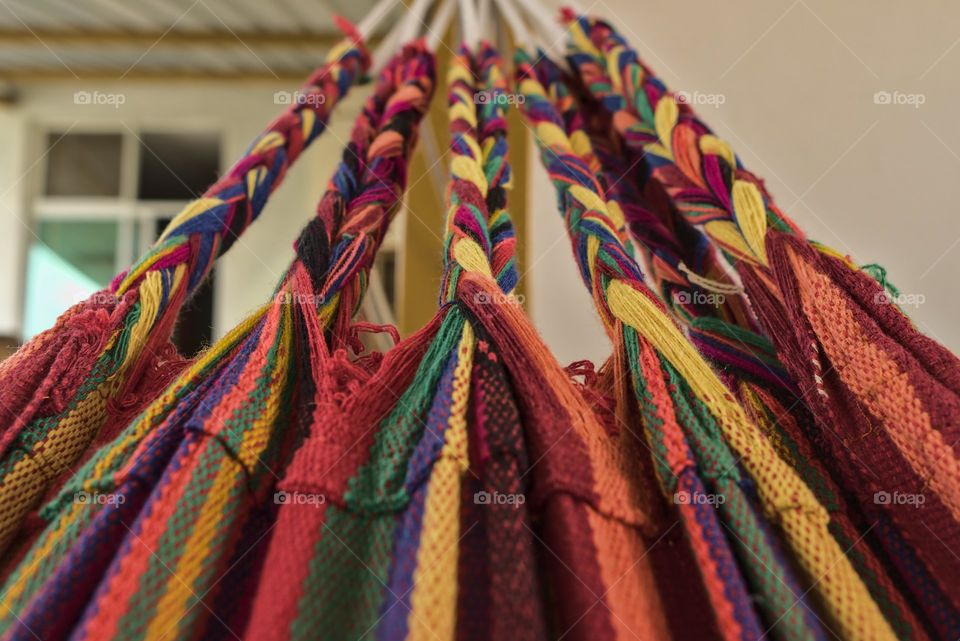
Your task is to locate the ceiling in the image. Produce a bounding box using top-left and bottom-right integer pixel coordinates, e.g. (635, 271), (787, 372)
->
(0, 0), (385, 79)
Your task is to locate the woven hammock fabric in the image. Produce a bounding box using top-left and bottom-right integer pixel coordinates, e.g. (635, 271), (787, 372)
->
(530, 54), (812, 641)
(0, 41), (433, 641)
(0, 27), (371, 564)
(568, 39), (934, 641)
(515, 47), (900, 641)
(242, 40), (681, 641)
(563, 13), (960, 638)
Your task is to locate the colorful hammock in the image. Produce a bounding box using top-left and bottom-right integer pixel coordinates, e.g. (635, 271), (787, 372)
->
(515, 47), (899, 641)
(563, 12), (960, 639)
(567, 33), (934, 641)
(0, 9), (956, 641)
(0, 40), (432, 641)
(0, 25), (371, 563)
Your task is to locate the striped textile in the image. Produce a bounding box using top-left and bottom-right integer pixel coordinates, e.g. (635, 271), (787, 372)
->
(0, 42), (433, 641)
(0, 26), (371, 564)
(570, 35), (934, 641)
(514, 47), (896, 641)
(524, 52), (828, 641)
(564, 13), (960, 638)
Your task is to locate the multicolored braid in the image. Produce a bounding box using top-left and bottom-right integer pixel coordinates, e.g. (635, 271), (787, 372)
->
(0, 43), (434, 641)
(568, 40), (935, 641)
(565, 13), (960, 635)
(516, 52), (761, 641)
(516, 47), (897, 641)
(530, 52), (835, 641)
(0, 27), (371, 561)
(416, 43), (672, 641)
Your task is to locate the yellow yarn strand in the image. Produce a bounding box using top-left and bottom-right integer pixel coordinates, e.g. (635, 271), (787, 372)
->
(405, 323), (474, 641)
(606, 279), (895, 641)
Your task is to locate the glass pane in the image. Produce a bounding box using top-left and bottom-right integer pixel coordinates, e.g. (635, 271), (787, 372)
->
(138, 132), (220, 200)
(43, 132), (123, 197)
(37, 220), (118, 285)
(23, 220), (119, 340)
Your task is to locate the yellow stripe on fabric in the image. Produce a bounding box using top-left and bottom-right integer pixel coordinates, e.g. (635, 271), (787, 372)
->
(605, 279), (896, 641)
(731, 181), (768, 265)
(650, 97), (677, 160)
(450, 100), (477, 129)
(144, 307), (291, 640)
(569, 20), (601, 58)
(570, 129), (592, 160)
(533, 121), (570, 152)
(0, 376), (112, 551)
(518, 78), (547, 100)
(406, 323), (474, 641)
(606, 200), (627, 233)
(703, 219), (757, 263)
(142, 449), (242, 641)
(92, 303), (271, 480)
(113, 268), (180, 382)
(246, 166), (267, 199)
(300, 108), (316, 141)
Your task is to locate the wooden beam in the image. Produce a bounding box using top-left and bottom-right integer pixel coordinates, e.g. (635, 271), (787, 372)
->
(0, 28), (348, 49)
(0, 69), (313, 81)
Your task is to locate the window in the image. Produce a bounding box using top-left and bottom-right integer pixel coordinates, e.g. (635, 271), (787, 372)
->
(44, 132), (123, 197)
(25, 128), (222, 356)
(138, 132), (220, 200)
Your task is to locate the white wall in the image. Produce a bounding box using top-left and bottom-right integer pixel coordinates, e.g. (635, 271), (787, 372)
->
(0, 107), (28, 337)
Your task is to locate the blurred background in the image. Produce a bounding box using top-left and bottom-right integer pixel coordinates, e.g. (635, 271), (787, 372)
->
(0, 0), (957, 365)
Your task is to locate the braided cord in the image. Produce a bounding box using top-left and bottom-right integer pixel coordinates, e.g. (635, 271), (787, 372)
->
(564, 14), (802, 269)
(441, 43), (519, 304)
(115, 33), (370, 298)
(575, 65), (934, 641)
(516, 48), (896, 641)
(567, 15), (960, 637)
(531, 53), (837, 641)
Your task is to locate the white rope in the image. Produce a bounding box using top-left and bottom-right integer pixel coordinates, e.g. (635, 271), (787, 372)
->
(492, 0), (531, 48)
(356, 0), (402, 40)
(426, 0), (458, 51)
